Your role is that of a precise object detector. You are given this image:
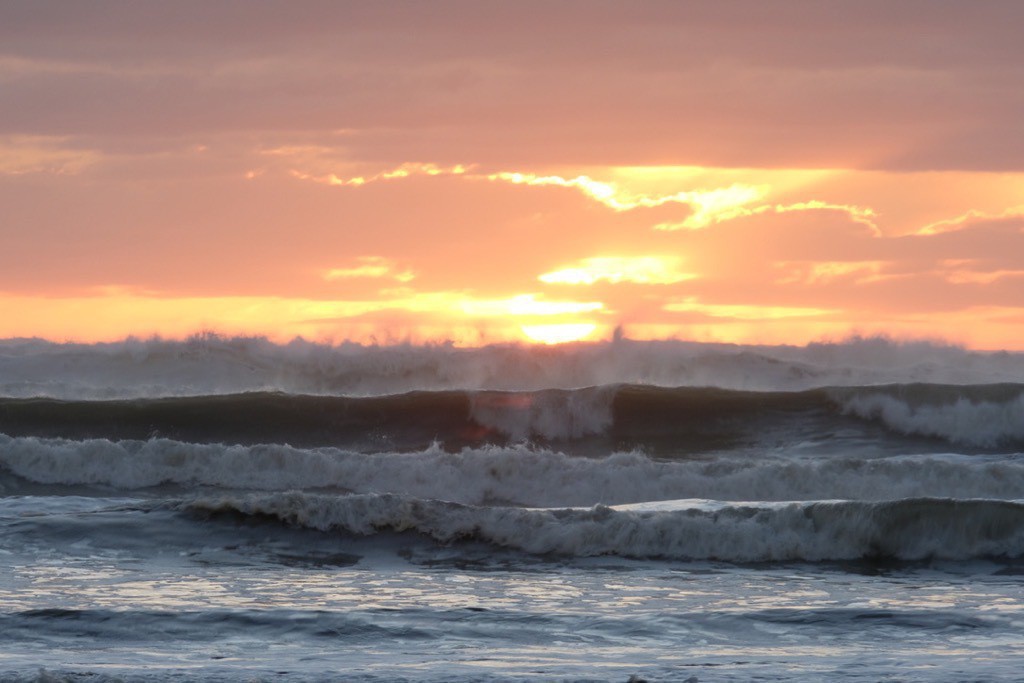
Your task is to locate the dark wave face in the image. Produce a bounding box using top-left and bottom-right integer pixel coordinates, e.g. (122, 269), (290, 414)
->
(0, 391), (475, 452)
(1, 382), (1022, 454)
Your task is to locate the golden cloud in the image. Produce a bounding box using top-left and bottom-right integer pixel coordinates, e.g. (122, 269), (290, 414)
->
(291, 162), (472, 187)
(539, 256), (697, 285)
(324, 256), (415, 283)
(0, 136), (99, 175)
(775, 261), (889, 286)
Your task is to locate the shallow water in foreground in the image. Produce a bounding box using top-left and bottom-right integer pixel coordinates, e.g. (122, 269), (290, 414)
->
(5, 501), (1024, 683)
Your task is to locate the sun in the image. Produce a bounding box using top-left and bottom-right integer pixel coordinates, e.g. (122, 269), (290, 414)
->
(520, 323), (597, 345)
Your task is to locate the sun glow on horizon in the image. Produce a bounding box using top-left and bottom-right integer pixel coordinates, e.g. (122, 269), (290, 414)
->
(665, 297), (837, 320)
(459, 294), (603, 317)
(1, 288), (1022, 350)
(520, 322), (599, 345)
(11, 147), (1024, 353)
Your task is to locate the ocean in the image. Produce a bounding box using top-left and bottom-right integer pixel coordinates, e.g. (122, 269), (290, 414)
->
(2, 334), (1024, 682)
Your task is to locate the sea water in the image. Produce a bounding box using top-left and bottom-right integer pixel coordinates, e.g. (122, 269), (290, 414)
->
(2, 335), (1024, 681)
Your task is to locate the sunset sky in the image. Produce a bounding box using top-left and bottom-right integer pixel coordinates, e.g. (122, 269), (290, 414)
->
(3, 1), (1024, 348)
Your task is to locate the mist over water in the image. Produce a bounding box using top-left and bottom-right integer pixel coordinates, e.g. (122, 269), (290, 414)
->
(3, 333), (1021, 398)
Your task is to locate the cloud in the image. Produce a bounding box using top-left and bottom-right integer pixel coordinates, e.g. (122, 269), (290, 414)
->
(539, 256), (696, 285)
(285, 160), (882, 235)
(935, 260), (1024, 286)
(775, 261), (889, 286)
(4, 2), (1024, 171)
(654, 199), (879, 234)
(323, 257), (415, 283)
(286, 161), (769, 230)
(0, 136), (98, 175)
(292, 162), (472, 187)
(487, 171), (766, 228)
(917, 207), (1024, 236)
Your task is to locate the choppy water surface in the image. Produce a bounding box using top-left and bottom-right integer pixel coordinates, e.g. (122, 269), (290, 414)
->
(2, 336), (1024, 681)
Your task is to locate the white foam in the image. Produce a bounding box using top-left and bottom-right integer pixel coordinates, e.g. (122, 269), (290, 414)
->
(4, 435), (1024, 507)
(468, 386), (616, 440)
(842, 393), (1024, 447)
(187, 492), (1024, 562)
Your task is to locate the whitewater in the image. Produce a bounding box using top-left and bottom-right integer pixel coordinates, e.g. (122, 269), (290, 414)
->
(3, 335), (1024, 681)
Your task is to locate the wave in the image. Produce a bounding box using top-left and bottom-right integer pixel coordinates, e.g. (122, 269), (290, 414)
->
(5, 435), (1024, 507)
(3, 334), (1024, 400)
(186, 492), (1024, 563)
(0, 605), (999, 647)
(2, 382), (1023, 450)
(0, 391), (473, 451)
(838, 387), (1024, 448)
(0, 608), (418, 643)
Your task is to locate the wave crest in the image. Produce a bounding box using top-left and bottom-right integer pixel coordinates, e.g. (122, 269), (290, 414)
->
(839, 387), (1024, 447)
(5, 435), (1024, 506)
(186, 493), (1024, 563)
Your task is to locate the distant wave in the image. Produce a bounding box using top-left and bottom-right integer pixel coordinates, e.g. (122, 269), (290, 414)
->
(2, 382), (1023, 451)
(3, 334), (1023, 399)
(5, 436), (1024, 507)
(187, 492), (1024, 563)
(0, 391), (473, 451)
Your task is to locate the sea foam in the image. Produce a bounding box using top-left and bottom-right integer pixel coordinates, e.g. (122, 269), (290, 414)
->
(841, 392), (1024, 447)
(187, 492), (1024, 562)
(4, 435), (1024, 507)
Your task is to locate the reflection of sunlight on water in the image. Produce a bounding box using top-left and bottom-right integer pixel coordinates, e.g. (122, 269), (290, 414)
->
(504, 578), (583, 604)
(6, 552), (1024, 680)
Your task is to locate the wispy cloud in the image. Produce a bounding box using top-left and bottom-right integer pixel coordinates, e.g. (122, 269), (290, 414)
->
(775, 260), (889, 286)
(288, 159), (772, 229)
(539, 256), (697, 285)
(287, 160), (881, 234)
(292, 162), (472, 187)
(324, 256), (415, 283)
(655, 200), (878, 235)
(0, 136), (99, 175)
(917, 206), (1024, 235)
(936, 259), (1024, 285)
(488, 171), (767, 229)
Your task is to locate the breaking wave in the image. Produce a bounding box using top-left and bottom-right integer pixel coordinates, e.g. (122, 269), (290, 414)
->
(1, 382), (1022, 450)
(840, 389), (1024, 448)
(4, 435), (1024, 507)
(186, 492), (1024, 563)
(3, 334), (1023, 400)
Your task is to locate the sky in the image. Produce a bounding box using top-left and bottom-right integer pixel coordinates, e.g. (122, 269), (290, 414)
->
(2, 1), (1024, 348)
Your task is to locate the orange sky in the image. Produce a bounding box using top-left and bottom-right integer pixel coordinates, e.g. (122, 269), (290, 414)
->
(2, 2), (1024, 348)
